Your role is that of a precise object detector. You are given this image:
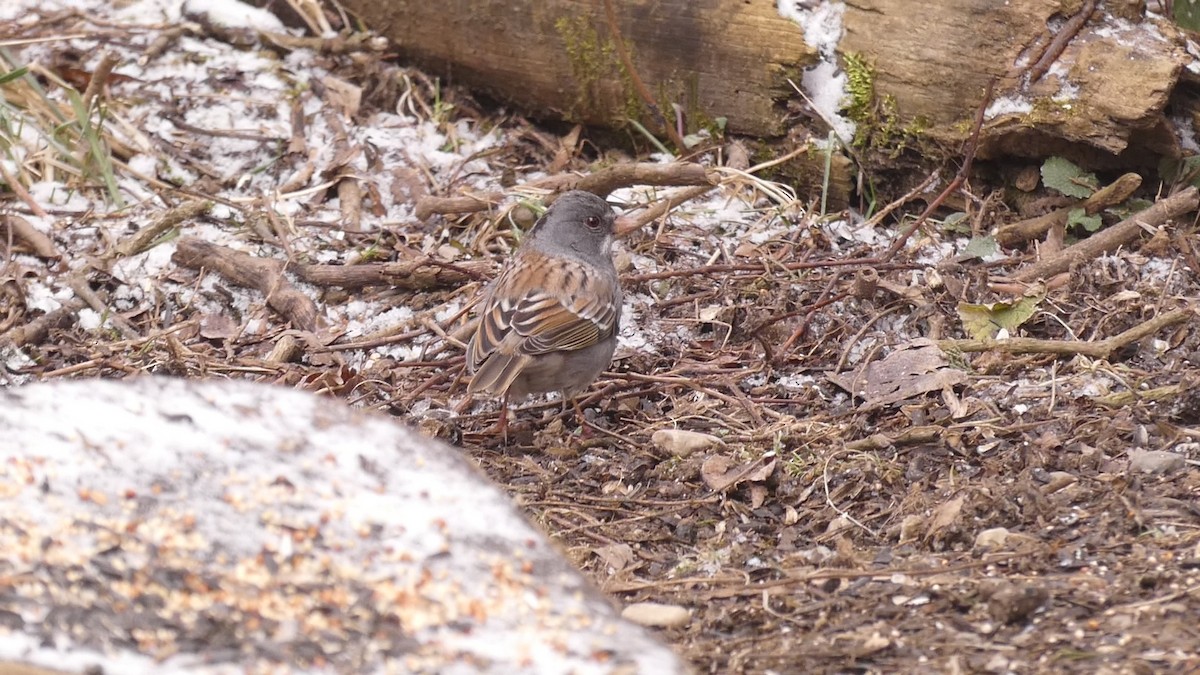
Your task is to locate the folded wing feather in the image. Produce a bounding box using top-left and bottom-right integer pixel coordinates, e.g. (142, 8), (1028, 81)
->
(466, 252), (617, 395)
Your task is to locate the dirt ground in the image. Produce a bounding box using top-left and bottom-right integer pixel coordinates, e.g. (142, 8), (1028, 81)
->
(4, 4), (1200, 674)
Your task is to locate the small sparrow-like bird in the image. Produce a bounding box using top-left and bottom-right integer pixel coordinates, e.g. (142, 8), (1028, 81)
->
(466, 190), (622, 434)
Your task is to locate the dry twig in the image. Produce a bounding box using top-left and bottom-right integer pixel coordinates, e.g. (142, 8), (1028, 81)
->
(994, 173), (1142, 247)
(1008, 187), (1199, 283)
(0, 215), (59, 258)
(171, 237), (322, 333)
(113, 200), (210, 258)
(414, 162), (714, 220)
(294, 258), (491, 290)
(939, 306), (1196, 359)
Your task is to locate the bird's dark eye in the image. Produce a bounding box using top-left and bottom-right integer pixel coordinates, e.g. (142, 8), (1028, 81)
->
(585, 215), (602, 230)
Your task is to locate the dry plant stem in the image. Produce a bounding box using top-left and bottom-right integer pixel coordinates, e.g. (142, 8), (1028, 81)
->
(98, 320), (197, 351)
(773, 276), (845, 359)
(858, 173), (939, 231)
(1093, 382), (1190, 407)
(38, 357), (111, 379)
(844, 425), (944, 451)
(1024, 0), (1097, 83)
(294, 258), (491, 290)
(833, 304), (906, 374)
(0, 164), (49, 219)
(114, 200), (210, 258)
(626, 260), (917, 283)
(1, 298), (86, 347)
(879, 80), (993, 263)
(939, 306), (1195, 359)
(337, 179), (363, 231)
(619, 185), (716, 235)
(413, 162), (713, 219)
(261, 31), (384, 55)
(171, 237), (321, 333)
(617, 371), (758, 420)
(266, 334), (303, 363)
(165, 113), (281, 142)
(607, 553), (1022, 596)
(1, 215), (59, 258)
(1009, 187), (1200, 283)
(141, 26), (185, 63)
(282, 0), (332, 34)
(548, 162), (714, 198)
(287, 97), (309, 154)
(601, 0), (687, 153)
(67, 274), (140, 340)
(313, 328), (427, 353)
(414, 194), (501, 221)
(81, 51), (120, 110)
(994, 173), (1142, 247)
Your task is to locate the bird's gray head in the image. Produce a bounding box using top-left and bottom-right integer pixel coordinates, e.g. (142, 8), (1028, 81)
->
(525, 190), (617, 263)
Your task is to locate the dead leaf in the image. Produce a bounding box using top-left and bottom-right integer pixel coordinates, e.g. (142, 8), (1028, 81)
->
(320, 74), (362, 118)
(594, 543), (637, 574)
(899, 514), (924, 544)
(700, 455), (774, 492)
(826, 339), (967, 411)
(942, 385), (970, 419)
(858, 631), (891, 656)
(734, 241), (760, 257)
(700, 455), (738, 490)
(199, 313), (238, 340)
(926, 494), (966, 540)
(749, 484), (768, 508)
(622, 602), (691, 628)
(747, 457), (776, 482)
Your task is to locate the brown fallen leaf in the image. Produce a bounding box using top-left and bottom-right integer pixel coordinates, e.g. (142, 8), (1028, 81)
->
(700, 455), (737, 491)
(827, 338), (967, 411)
(199, 312), (239, 340)
(700, 455), (776, 492)
(593, 543), (637, 574)
(925, 494), (966, 542)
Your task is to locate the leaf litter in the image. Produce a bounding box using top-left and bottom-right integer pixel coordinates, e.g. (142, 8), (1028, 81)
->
(1, 0), (1200, 673)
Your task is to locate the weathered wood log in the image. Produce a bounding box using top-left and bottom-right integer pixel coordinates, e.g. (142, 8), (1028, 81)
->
(840, 0), (1188, 164)
(343, 0), (1191, 173)
(343, 0), (816, 138)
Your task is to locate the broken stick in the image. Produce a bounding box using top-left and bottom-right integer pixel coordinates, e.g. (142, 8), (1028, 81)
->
(172, 238), (321, 333)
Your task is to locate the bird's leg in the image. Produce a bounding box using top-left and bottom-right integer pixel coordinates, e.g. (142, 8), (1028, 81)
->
(569, 397), (595, 439)
(496, 393), (510, 446)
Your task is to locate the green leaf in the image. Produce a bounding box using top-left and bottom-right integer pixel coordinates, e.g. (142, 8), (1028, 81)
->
(1159, 155), (1200, 188)
(956, 290), (1045, 340)
(1175, 0), (1200, 31)
(0, 66), (29, 86)
(1041, 156), (1097, 198)
(962, 235), (998, 260)
(941, 211), (970, 234)
(1066, 207), (1103, 232)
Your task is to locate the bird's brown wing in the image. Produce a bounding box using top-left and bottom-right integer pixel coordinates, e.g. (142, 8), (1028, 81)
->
(466, 252), (618, 395)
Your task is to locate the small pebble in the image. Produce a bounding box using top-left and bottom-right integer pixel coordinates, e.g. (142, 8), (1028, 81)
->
(974, 527), (1010, 551)
(1129, 449), (1185, 475)
(621, 602), (691, 628)
(651, 429), (723, 457)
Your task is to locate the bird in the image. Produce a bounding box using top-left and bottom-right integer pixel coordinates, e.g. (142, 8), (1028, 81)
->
(465, 190), (622, 436)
